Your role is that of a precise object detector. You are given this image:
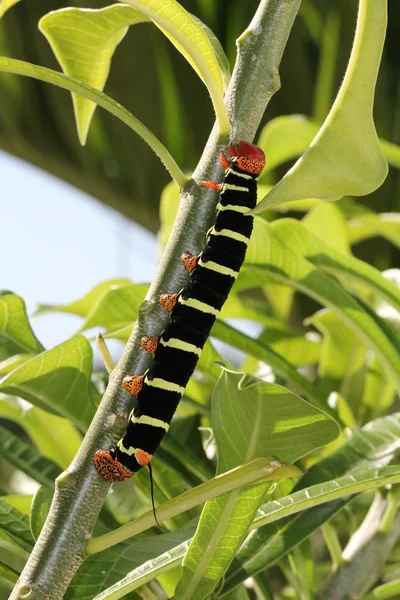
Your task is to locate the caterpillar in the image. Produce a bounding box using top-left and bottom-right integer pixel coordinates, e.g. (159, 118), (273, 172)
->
(94, 141), (266, 482)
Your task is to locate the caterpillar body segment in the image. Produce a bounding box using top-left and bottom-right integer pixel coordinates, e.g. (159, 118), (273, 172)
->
(94, 141), (266, 482)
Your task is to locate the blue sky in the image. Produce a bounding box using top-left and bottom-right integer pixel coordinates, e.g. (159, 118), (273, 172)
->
(1, 151), (157, 347)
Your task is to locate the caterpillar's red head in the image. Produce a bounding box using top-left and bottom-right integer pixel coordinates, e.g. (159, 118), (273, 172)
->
(94, 450), (133, 482)
(228, 141), (266, 175)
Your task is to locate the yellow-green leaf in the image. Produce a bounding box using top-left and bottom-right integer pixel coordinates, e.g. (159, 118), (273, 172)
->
(122, 0), (229, 133)
(39, 6), (148, 145)
(0, 0), (21, 18)
(253, 0), (388, 213)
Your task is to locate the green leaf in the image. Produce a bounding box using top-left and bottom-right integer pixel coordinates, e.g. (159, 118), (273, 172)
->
(0, 497), (34, 553)
(0, 336), (97, 430)
(77, 283), (148, 332)
(373, 579), (400, 599)
(175, 370), (338, 600)
(0, 395), (81, 468)
(122, 0), (229, 134)
(37, 280), (147, 332)
(67, 526), (196, 600)
(258, 115), (400, 178)
(253, 0), (388, 212)
(211, 321), (325, 408)
(0, 426), (60, 487)
(257, 115), (319, 175)
(348, 212), (400, 249)
(239, 218), (400, 393)
(0, 561), (19, 587)
(0, 294), (43, 362)
(222, 412), (400, 594)
(39, 6), (149, 145)
(302, 202), (350, 254)
(253, 466), (400, 530)
(0, 353), (36, 375)
(0, 0), (21, 18)
(30, 487), (54, 541)
(271, 219), (400, 315)
(313, 8), (341, 122)
(35, 279), (131, 317)
(0, 57), (187, 186)
(307, 309), (367, 414)
(191, 13), (230, 91)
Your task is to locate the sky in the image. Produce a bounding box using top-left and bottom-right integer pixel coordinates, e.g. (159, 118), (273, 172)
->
(1, 150), (157, 348)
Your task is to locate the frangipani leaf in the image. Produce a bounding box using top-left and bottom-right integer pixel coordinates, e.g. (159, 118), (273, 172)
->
(253, 0), (388, 212)
(122, 0), (228, 132)
(176, 370), (338, 600)
(0, 336), (97, 430)
(0, 294), (43, 362)
(0, 0), (21, 18)
(39, 6), (148, 145)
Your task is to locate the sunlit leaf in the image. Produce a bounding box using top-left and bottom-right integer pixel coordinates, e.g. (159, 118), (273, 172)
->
(211, 321), (324, 407)
(223, 412), (400, 593)
(0, 294), (43, 362)
(0, 497), (34, 554)
(0, 395), (81, 468)
(307, 309), (367, 414)
(253, 0), (388, 212)
(238, 218), (400, 392)
(348, 212), (400, 249)
(175, 370), (338, 600)
(0, 336), (97, 430)
(122, 0), (228, 133)
(0, 57), (186, 186)
(35, 279), (131, 318)
(0, 0), (21, 18)
(67, 525), (196, 600)
(0, 426), (60, 487)
(257, 115), (319, 175)
(271, 219), (400, 314)
(30, 487), (54, 541)
(302, 202), (350, 254)
(39, 6), (148, 145)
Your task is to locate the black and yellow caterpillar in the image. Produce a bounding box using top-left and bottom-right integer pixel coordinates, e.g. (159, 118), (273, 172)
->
(94, 141), (266, 482)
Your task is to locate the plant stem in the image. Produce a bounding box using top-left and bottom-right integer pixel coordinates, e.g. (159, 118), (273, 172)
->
(86, 458), (285, 556)
(10, 2), (301, 598)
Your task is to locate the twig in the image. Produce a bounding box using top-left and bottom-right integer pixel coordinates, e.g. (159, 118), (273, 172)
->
(10, 2), (301, 598)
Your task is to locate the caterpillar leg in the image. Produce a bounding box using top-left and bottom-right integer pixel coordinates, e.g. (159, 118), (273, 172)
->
(93, 450), (133, 482)
(201, 180), (221, 192)
(160, 293), (178, 311)
(180, 251), (198, 273)
(141, 335), (159, 354)
(122, 374), (144, 395)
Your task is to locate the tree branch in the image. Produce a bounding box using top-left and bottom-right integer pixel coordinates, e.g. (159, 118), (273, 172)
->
(10, 1), (301, 598)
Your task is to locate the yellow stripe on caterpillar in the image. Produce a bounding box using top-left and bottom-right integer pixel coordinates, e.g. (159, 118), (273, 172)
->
(178, 296), (220, 316)
(117, 439), (136, 456)
(209, 227), (249, 245)
(221, 183), (250, 193)
(216, 203), (251, 214)
(145, 377), (185, 395)
(130, 414), (169, 431)
(224, 168), (253, 180)
(160, 337), (202, 357)
(197, 258), (239, 279)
